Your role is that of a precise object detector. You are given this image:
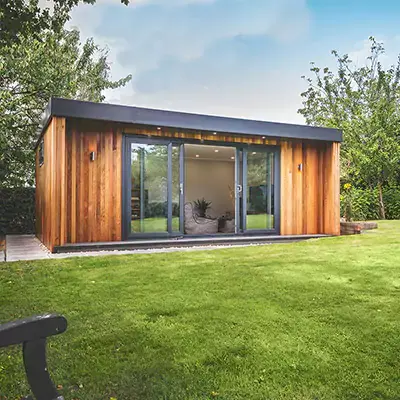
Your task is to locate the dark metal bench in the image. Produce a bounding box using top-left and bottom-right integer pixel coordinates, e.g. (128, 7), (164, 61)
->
(0, 314), (67, 400)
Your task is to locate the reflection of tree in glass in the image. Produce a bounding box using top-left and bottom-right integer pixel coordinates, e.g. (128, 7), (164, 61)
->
(131, 144), (180, 224)
(247, 152), (274, 213)
(131, 145), (168, 202)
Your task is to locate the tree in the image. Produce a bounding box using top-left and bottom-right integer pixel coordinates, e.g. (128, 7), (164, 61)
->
(0, 0), (129, 46)
(0, 28), (131, 187)
(298, 37), (400, 218)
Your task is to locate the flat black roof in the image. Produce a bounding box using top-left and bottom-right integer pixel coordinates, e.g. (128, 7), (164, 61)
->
(40, 97), (342, 143)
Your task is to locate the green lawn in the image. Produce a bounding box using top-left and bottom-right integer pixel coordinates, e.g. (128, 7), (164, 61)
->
(131, 217), (179, 233)
(132, 214), (273, 233)
(1, 221), (400, 399)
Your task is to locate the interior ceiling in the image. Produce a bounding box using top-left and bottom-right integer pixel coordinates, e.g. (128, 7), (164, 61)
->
(185, 144), (235, 161)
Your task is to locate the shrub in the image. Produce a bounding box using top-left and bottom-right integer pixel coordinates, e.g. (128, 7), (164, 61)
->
(0, 188), (35, 235)
(340, 185), (400, 221)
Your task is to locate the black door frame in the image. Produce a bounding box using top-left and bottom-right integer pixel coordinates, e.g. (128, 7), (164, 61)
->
(122, 134), (280, 240)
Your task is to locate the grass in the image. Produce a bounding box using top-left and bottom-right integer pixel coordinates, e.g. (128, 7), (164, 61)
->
(1, 221), (400, 399)
(131, 214), (273, 233)
(131, 217), (179, 233)
(246, 213), (274, 230)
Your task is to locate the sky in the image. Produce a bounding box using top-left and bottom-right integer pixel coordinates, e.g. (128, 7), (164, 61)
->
(67, 0), (400, 124)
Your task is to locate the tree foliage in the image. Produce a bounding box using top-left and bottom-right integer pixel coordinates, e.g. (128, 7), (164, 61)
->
(0, 28), (131, 187)
(0, 0), (128, 46)
(298, 37), (400, 218)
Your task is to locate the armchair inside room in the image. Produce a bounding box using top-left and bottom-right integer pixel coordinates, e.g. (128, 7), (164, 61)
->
(184, 202), (218, 235)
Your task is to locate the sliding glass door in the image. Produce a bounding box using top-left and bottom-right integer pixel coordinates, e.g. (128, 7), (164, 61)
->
(126, 139), (183, 237)
(237, 147), (279, 233)
(124, 137), (279, 238)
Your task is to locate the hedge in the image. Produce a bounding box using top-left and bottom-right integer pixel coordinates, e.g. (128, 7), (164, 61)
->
(0, 188), (35, 235)
(340, 185), (400, 221)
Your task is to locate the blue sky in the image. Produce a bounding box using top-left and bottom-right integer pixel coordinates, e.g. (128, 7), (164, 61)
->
(69, 0), (400, 124)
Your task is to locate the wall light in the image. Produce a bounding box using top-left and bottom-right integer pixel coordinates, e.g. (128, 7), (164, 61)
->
(157, 127), (161, 130)
(214, 149), (219, 153)
(298, 163), (303, 172)
(213, 132), (217, 135)
(196, 154), (200, 158)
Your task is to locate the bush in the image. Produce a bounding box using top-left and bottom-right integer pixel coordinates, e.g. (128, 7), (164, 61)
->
(383, 186), (400, 220)
(145, 202), (179, 218)
(0, 188), (35, 235)
(340, 185), (400, 221)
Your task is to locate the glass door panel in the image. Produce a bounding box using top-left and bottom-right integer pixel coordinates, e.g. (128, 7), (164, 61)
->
(246, 150), (275, 231)
(171, 145), (181, 232)
(131, 143), (168, 233)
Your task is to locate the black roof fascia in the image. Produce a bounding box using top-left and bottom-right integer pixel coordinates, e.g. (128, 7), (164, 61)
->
(37, 97), (342, 147)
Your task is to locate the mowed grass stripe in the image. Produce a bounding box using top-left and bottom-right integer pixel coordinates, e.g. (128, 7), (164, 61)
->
(0, 220), (399, 399)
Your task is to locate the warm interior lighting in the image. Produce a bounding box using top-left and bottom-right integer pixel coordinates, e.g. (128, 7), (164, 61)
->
(214, 149), (219, 153)
(196, 154), (200, 158)
(231, 156), (235, 160)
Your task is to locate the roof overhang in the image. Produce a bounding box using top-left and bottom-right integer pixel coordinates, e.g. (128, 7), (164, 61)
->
(36, 97), (342, 148)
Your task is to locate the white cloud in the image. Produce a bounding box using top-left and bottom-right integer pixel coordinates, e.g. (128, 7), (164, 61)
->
(67, 0), (311, 123)
(348, 36), (400, 68)
(71, 0), (310, 71)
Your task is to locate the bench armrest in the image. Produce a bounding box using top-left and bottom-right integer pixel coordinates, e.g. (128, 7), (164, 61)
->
(0, 314), (67, 348)
(0, 314), (67, 400)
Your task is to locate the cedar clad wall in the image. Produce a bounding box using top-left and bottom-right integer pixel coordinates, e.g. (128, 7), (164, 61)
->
(35, 117), (66, 250)
(36, 118), (122, 251)
(280, 140), (340, 236)
(36, 118), (340, 251)
(66, 121), (122, 245)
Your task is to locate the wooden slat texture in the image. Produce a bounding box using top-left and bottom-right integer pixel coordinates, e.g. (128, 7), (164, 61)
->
(280, 141), (293, 235)
(292, 142), (303, 234)
(66, 123), (122, 244)
(35, 117), (67, 251)
(280, 140), (340, 236)
(323, 142), (341, 235)
(36, 117), (340, 251)
(302, 143), (319, 234)
(123, 126), (278, 145)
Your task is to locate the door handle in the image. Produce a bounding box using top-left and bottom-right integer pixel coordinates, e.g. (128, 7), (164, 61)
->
(237, 184), (242, 193)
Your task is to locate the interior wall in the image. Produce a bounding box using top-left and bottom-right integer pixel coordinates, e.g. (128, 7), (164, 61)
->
(185, 158), (235, 218)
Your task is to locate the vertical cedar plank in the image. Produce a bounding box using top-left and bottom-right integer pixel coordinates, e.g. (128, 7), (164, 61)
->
(66, 129), (72, 244)
(292, 142), (303, 234)
(303, 144), (319, 234)
(71, 129), (77, 243)
(280, 141), (293, 235)
(318, 143), (325, 234)
(323, 144), (332, 233)
(113, 130), (122, 241)
(79, 133), (85, 242)
(58, 118), (67, 245)
(323, 142), (340, 235)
